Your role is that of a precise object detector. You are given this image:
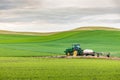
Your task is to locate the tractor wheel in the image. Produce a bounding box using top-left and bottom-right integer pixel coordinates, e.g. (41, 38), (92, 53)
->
(67, 53), (70, 56)
(73, 50), (77, 56)
(92, 54), (95, 56)
(85, 54), (88, 56)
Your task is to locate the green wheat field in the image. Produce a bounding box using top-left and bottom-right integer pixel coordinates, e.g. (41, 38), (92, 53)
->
(0, 27), (120, 80)
(0, 57), (120, 80)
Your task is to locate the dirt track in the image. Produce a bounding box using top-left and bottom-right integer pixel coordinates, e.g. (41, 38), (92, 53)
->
(40, 55), (120, 61)
(66, 56), (120, 60)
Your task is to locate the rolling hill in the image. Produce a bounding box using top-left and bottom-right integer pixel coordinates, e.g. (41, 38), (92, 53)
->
(0, 27), (120, 57)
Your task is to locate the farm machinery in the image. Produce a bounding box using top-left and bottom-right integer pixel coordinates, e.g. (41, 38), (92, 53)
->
(64, 44), (110, 57)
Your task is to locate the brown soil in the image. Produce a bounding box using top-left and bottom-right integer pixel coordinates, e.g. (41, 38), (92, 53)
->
(38, 55), (120, 61)
(66, 56), (120, 60)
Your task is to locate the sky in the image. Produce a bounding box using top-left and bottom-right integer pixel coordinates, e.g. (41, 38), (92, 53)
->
(0, 0), (120, 32)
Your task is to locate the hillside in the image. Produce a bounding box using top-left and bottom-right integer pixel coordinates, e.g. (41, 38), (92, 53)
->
(0, 27), (120, 57)
(73, 26), (120, 31)
(0, 30), (56, 36)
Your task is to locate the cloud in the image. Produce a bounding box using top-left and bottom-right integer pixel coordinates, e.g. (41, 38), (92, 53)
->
(0, 0), (42, 10)
(0, 7), (120, 23)
(113, 0), (120, 7)
(42, 0), (119, 8)
(0, 0), (120, 32)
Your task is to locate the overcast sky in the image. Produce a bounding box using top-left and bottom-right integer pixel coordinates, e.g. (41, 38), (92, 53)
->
(0, 0), (120, 32)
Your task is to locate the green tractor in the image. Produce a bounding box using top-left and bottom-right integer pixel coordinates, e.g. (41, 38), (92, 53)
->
(64, 44), (110, 57)
(64, 44), (83, 56)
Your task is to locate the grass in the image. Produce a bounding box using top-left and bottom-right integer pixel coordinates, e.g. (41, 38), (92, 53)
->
(0, 29), (120, 57)
(0, 27), (120, 80)
(0, 57), (120, 80)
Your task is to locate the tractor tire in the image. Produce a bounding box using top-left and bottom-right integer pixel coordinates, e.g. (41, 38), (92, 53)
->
(85, 54), (88, 56)
(67, 53), (70, 56)
(73, 50), (77, 56)
(92, 54), (95, 56)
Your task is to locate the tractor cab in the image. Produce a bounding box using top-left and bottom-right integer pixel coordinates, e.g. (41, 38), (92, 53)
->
(72, 44), (80, 50)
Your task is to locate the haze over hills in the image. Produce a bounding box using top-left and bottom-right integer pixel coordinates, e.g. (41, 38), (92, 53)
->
(0, 27), (119, 35)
